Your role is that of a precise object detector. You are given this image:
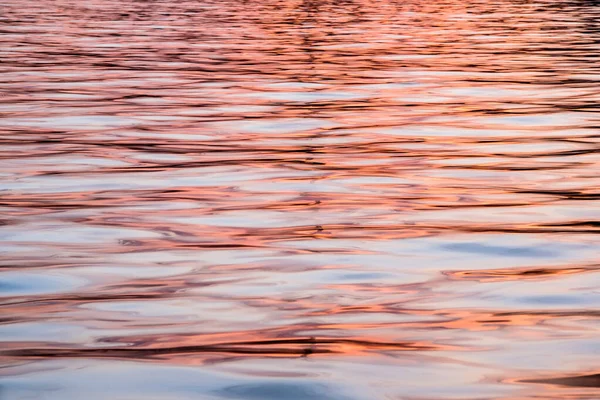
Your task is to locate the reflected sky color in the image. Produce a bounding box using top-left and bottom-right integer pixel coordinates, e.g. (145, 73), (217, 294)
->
(0, 0), (599, 399)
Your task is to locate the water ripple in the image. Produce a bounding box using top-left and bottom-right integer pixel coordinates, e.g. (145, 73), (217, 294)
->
(1, 0), (599, 399)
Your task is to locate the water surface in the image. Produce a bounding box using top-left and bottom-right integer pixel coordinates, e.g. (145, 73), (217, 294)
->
(1, 0), (599, 399)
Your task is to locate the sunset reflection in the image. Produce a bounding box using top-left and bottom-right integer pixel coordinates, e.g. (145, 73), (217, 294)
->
(1, 0), (599, 399)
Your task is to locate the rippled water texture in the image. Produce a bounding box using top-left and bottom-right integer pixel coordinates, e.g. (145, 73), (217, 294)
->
(1, 0), (600, 399)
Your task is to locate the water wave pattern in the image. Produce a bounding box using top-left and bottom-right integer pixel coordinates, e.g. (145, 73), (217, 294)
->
(1, 0), (599, 399)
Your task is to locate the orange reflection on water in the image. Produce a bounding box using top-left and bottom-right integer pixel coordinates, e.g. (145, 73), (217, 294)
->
(1, 0), (599, 399)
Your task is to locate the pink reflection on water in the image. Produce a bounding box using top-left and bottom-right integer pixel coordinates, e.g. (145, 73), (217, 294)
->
(1, 0), (599, 399)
